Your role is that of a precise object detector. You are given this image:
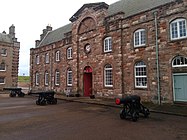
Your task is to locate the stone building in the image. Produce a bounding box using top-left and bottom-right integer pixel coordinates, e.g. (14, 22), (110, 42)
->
(30, 0), (187, 103)
(0, 25), (20, 91)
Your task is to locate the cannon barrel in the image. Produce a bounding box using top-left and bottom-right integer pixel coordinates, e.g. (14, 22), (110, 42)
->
(28, 90), (55, 95)
(115, 95), (141, 105)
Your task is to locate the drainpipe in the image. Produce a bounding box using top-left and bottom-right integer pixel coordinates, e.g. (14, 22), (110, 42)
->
(50, 45), (54, 90)
(120, 19), (125, 97)
(154, 11), (161, 105)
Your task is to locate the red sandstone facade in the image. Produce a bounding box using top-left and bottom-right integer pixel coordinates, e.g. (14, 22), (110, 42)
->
(30, 0), (187, 103)
(0, 25), (20, 91)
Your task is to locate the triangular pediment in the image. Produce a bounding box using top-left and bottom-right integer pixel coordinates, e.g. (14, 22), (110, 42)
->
(69, 2), (109, 22)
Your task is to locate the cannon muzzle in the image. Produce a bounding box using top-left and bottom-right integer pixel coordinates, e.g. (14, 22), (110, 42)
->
(115, 95), (141, 105)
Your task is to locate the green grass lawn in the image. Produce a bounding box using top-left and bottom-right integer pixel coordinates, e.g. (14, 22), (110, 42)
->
(18, 76), (30, 82)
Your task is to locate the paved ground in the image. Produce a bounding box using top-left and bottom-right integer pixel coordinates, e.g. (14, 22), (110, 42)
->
(55, 94), (187, 117)
(0, 96), (187, 140)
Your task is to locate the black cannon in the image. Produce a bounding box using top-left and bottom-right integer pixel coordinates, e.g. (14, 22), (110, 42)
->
(3, 87), (25, 97)
(115, 95), (150, 121)
(28, 90), (57, 105)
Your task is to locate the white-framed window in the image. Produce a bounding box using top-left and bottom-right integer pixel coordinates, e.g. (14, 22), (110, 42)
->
(0, 62), (6, 71)
(36, 55), (40, 64)
(172, 56), (187, 67)
(104, 37), (112, 52)
(170, 18), (187, 40)
(67, 68), (72, 86)
(1, 48), (7, 56)
(45, 53), (49, 63)
(104, 64), (113, 87)
(35, 72), (39, 86)
(135, 61), (147, 88)
(55, 70), (60, 86)
(45, 71), (49, 86)
(0, 77), (5, 84)
(134, 29), (146, 47)
(55, 51), (60, 62)
(67, 47), (72, 59)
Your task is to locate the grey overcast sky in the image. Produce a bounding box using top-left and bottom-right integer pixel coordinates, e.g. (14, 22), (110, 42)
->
(0, 0), (117, 76)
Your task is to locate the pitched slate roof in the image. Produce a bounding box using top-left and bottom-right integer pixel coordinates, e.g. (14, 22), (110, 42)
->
(108, 0), (174, 17)
(39, 0), (175, 47)
(39, 23), (72, 47)
(0, 33), (12, 43)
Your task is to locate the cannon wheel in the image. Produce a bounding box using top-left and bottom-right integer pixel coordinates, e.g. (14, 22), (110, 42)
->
(40, 99), (46, 105)
(132, 112), (139, 122)
(144, 108), (150, 118)
(120, 109), (127, 119)
(36, 100), (40, 105)
(52, 98), (57, 104)
(9, 91), (16, 97)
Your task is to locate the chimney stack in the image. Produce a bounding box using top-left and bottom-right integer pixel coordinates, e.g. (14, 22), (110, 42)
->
(9, 24), (15, 39)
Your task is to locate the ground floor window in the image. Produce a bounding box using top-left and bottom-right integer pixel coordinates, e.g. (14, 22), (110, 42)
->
(104, 64), (113, 87)
(135, 61), (147, 88)
(0, 77), (5, 84)
(55, 70), (60, 86)
(67, 68), (72, 86)
(35, 72), (39, 85)
(45, 71), (49, 86)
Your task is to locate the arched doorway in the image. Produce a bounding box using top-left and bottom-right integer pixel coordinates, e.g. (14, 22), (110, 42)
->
(172, 56), (187, 102)
(83, 66), (92, 97)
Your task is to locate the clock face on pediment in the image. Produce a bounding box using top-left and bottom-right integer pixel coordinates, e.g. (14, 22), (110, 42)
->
(84, 44), (91, 54)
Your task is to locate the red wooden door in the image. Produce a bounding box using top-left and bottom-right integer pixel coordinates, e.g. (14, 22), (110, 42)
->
(84, 73), (92, 97)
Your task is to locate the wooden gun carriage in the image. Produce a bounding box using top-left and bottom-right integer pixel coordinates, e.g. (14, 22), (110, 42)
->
(115, 95), (150, 121)
(3, 87), (25, 97)
(28, 90), (57, 105)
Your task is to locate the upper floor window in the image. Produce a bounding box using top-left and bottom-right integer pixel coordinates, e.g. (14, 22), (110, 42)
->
(55, 70), (60, 86)
(134, 61), (147, 88)
(45, 71), (49, 86)
(45, 53), (49, 63)
(170, 18), (187, 40)
(104, 37), (112, 52)
(36, 55), (40, 64)
(1, 48), (7, 56)
(55, 51), (60, 62)
(0, 62), (6, 71)
(172, 56), (187, 67)
(0, 77), (5, 84)
(35, 72), (39, 86)
(104, 64), (113, 87)
(67, 47), (72, 59)
(67, 68), (72, 86)
(134, 29), (146, 47)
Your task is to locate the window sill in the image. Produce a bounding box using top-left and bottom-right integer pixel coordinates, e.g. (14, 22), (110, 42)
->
(169, 37), (187, 43)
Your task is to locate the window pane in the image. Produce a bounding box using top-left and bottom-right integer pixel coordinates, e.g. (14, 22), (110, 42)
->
(0, 77), (5, 84)
(171, 22), (178, 39)
(55, 71), (60, 85)
(67, 69), (72, 86)
(173, 56), (187, 67)
(135, 61), (147, 88)
(179, 20), (186, 37)
(105, 65), (113, 86)
(0, 63), (6, 71)
(104, 37), (112, 52)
